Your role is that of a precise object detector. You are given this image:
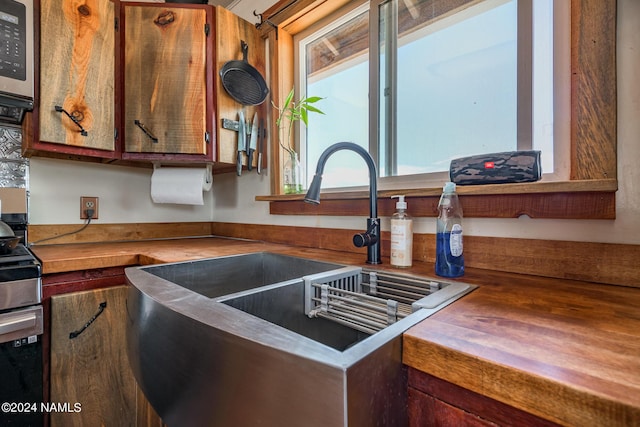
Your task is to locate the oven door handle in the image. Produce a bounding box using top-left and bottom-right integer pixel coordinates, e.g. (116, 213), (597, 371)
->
(0, 312), (37, 336)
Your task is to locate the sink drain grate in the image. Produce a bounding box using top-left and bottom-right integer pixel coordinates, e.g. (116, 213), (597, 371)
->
(362, 269), (443, 304)
(304, 267), (451, 335)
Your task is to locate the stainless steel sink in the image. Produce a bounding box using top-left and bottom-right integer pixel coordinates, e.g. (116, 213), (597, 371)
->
(220, 270), (370, 351)
(125, 252), (476, 427)
(137, 251), (342, 298)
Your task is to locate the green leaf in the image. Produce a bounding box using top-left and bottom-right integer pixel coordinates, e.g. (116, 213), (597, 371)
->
(304, 105), (325, 115)
(283, 88), (295, 110)
(273, 87), (325, 153)
(304, 96), (323, 104)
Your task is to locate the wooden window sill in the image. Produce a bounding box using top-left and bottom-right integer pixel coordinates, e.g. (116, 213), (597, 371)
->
(255, 179), (617, 219)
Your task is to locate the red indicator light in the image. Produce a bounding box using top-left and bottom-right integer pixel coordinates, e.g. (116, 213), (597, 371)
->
(484, 161), (495, 169)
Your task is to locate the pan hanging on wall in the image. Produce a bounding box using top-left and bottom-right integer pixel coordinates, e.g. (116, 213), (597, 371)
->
(220, 40), (269, 106)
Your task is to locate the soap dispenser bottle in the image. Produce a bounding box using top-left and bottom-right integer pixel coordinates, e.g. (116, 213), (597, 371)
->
(436, 182), (464, 277)
(390, 195), (413, 268)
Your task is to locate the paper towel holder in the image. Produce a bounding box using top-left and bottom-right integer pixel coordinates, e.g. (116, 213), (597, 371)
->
(152, 163), (213, 185)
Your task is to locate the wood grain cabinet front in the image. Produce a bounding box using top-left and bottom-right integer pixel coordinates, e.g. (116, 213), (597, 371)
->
(24, 2), (266, 170)
(49, 285), (164, 427)
(120, 3), (214, 162)
(24, 0), (118, 159)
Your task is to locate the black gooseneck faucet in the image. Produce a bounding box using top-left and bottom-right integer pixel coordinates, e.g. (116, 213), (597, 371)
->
(304, 142), (381, 264)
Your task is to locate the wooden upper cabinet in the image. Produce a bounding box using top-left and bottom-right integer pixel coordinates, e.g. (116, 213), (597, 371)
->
(24, 0), (117, 158)
(23, 1), (267, 170)
(120, 3), (214, 162)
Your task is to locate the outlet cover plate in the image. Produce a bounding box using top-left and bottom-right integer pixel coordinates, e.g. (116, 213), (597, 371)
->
(80, 196), (99, 219)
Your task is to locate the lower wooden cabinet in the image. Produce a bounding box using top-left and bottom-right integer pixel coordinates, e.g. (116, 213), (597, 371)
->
(407, 368), (561, 427)
(49, 285), (164, 427)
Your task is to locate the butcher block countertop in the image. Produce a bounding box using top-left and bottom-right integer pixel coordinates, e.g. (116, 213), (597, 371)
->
(30, 237), (640, 426)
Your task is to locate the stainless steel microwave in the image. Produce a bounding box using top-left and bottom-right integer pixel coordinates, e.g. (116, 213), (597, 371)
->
(0, 0), (34, 124)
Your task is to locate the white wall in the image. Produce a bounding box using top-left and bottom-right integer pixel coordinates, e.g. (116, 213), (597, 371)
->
(29, 159), (213, 224)
(29, 0), (640, 245)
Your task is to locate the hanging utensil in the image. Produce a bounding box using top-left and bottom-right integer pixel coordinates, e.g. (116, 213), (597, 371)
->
(220, 40), (269, 106)
(237, 111), (246, 176)
(257, 119), (264, 175)
(248, 112), (258, 171)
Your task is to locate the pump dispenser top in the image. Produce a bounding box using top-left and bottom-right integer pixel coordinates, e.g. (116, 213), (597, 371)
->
(391, 195), (407, 210)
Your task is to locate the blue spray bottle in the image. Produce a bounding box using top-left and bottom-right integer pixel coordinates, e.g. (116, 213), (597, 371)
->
(435, 182), (464, 277)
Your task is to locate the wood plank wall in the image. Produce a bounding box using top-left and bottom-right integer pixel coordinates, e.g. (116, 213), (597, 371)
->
(209, 222), (640, 288)
(26, 222), (638, 288)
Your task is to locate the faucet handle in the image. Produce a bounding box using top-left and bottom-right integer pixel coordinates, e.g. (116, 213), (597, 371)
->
(353, 218), (380, 248)
(353, 231), (378, 248)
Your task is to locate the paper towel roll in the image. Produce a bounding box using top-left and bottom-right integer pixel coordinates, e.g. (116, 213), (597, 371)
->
(151, 167), (212, 205)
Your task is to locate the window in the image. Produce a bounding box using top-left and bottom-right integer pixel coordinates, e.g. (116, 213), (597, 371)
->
(298, 5), (370, 188)
(297, 0), (564, 189)
(259, 0), (616, 220)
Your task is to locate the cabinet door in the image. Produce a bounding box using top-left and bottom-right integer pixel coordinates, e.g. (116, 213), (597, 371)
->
(50, 286), (134, 427)
(38, 0), (116, 154)
(215, 6), (266, 169)
(122, 4), (211, 158)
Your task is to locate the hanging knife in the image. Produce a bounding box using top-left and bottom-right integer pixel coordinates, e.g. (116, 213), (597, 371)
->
(237, 111), (246, 176)
(247, 112), (258, 171)
(257, 118), (264, 174)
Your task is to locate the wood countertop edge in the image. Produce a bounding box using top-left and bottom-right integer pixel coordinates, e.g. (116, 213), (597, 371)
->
(30, 237), (640, 425)
(32, 237), (271, 274)
(41, 255), (141, 274)
(402, 278), (640, 427)
(402, 333), (640, 427)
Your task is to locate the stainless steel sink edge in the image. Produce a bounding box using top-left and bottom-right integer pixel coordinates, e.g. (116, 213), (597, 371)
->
(125, 252), (479, 427)
(212, 276), (306, 302)
(217, 297), (434, 368)
(126, 285), (349, 427)
(126, 260), (477, 368)
(126, 267), (347, 363)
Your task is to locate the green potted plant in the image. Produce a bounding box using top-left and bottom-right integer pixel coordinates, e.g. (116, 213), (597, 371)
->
(273, 87), (324, 194)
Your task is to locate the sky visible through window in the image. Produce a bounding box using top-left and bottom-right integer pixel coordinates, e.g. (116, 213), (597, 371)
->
(304, 0), (553, 189)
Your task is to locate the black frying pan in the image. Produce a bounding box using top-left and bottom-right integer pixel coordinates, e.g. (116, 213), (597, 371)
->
(220, 40), (269, 106)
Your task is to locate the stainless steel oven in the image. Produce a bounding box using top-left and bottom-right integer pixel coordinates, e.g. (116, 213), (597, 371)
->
(0, 0), (34, 124)
(0, 214), (43, 426)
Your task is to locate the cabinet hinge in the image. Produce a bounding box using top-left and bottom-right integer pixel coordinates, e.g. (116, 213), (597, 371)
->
(114, 128), (118, 141)
(204, 23), (210, 37)
(205, 131), (210, 144)
(114, 16), (119, 32)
